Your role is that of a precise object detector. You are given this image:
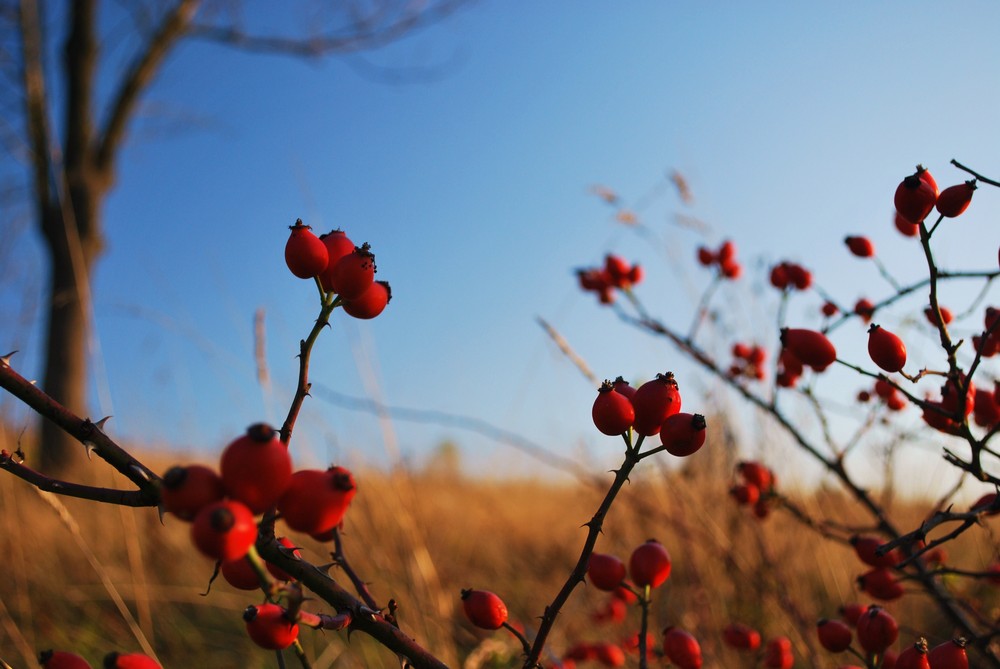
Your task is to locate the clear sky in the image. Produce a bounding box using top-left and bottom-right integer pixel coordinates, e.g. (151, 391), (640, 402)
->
(4, 3), (1000, 494)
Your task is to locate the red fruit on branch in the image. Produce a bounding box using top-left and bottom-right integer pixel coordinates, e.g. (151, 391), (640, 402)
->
(763, 636), (794, 669)
(101, 653), (162, 669)
(868, 324), (907, 373)
(317, 230), (356, 292)
(856, 606), (898, 654)
(816, 618), (853, 652)
(845, 236), (875, 258)
(592, 642), (626, 667)
(159, 464), (225, 521)
(894, 168), (938, 224)
(628, 539), (672, 588)
(277, 466), (357, 536)
(722, 623), (761, 650)
(730, 482), (760, 505)
(781, 328), (837, 371)
(221, 555), (263, 590)
(936, 180), (976, 218)
(587, 552), (627, 591)
(662, 627), (702, 669)
(895, 211), (920, 237)
(659, 412), (707, 457)
(329, 244), (377, 299)
(696, 246), (716, 266)
(738, 461), (774, 491)
(220, 423), (292, 515)
(284, 220), (329, 279)
(243, 604), (299, 650)
(461, 589), (508, 630)
(924, 305), (953, 326)
(190, 499), (257, 562)
(895, 638), (931, 669)
(858, 567), (905, 600)
(342, 280), (392, 319)
(592, 380), (636, 436)
(850, 535), (900, 568)
(855, 298), (876, 323)
(927, 638), (968, 669)
(631, 373), (682, 436)
(38, 650), (93, 669)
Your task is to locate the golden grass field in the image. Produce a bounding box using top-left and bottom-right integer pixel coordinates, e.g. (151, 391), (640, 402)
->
(1, 420), (998, 669)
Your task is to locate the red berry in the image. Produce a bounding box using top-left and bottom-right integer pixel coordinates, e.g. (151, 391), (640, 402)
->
(845, 236), (875, 258)
(592, 380), (636, 436)
(277, 466), (357, 536)
(243, 603), (299, 650)
(723, 623), (761, 650)
(221, 555), (262, 590)
(662, 627), (702, 669)
(924, 306), (953, 326)
(856, 606), (899, 654)
(896, 638), (931, 669)
(717, 239), (736, 264)
(190, 499), (258, 562)
(894, 170), (938, 224)
(159, 464), (225, 521)
(284, 220), (329, 279)
(817, 618), (853, 652)
(592, 642), (626, 667)
(631, 373), (682, 436)
(659, 412), (707, 457)
(317, 230), (356, 292)
(220, 423), (293, 515)
(787, 263), (812, 290)
(342, 280), (391, 319)
(587, 552), (627, 591)
(895, 211), (920, 237)
(38, 650), (93, 669)
(730, 482), (760, 505)
(927, 638), (968, 669)
(781, 328), (837, 371)
(329, 244), (377, 299)
(936, 181), (976, 218)
(461, 589), (508, 629)
(604, 254), (631, 284)
(738, 461), (773, 491)
(850, 535), (900, 568)
(763, 636), (794, 669)
(611, 376), (636, 401)
(858, 567), (904, 601)
(868, 324), (907, 373)
(628, 539), (671, 588)
(855, 298), (876, 323)
(822, 301), (839, 317)
(696, 247), (715, 266)
(101, 653), (161, 669)
(769, 263), (790, 289)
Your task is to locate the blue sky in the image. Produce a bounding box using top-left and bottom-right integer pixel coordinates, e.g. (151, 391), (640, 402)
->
(4, 3), (1000, 493)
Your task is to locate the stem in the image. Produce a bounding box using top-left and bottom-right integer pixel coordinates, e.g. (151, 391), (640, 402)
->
(638, 584), (651, 669)
(279, 296), (338, 446)
(523, 446), (641, 668)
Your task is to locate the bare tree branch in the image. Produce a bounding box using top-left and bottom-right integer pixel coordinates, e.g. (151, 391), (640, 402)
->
(96, 0), (200, 174)
(16, 0), (51, 217)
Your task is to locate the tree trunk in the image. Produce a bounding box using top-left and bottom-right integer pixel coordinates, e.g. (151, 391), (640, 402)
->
(37, 181), (104, 474)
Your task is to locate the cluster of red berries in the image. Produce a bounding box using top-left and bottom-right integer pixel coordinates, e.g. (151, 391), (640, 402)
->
(696, 239), (742, 279)
(768, 260), (812, 291)
(38, 651), (161, 669)
(591, 374), (707, 456)
(817, 604), (969, 669)
(921, 375), (975, 436)
(719, 623), (797, 668)
(159, 423), (357, 651)
(894, 165), (977, 226)
(730, 460), (777, 519)
(727, 342), (767, 381)
(776, 328), (837, 387)
(576, 254), (644, 305)
(284, 220), (391, 319)
(857, 378), (907, 412)
(973, 382), (1000, 429)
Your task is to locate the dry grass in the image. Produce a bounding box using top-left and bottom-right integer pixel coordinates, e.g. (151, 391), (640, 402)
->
(1, 427), (998, 669)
